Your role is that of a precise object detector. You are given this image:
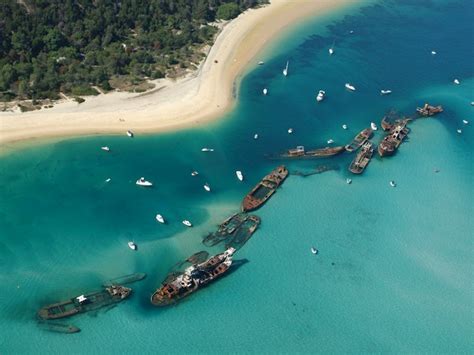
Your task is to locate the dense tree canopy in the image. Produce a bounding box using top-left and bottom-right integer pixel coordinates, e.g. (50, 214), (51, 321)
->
(0, 0), (267, 101)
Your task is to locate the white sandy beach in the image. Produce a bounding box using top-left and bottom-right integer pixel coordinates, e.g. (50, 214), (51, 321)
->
(0, 0), (353, 147)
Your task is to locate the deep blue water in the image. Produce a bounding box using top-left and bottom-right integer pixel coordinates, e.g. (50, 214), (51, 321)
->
(0, 0), (473, 352)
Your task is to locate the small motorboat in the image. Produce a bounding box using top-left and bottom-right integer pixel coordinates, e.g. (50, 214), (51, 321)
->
(236, 171), (244, 181)
(191, 171), (199, 176)
(342, 124), (348, 130)
(345, 83), (356, 91)
(203, 183), (211, 192)
(453, 79), (460, 85)
(101, 146), (110, 152)
(155, 214), (165, 224)
(288, 128), (293, 134)
(462, 119), (469, 125)
(283, 60), (289, 76)
(316, 90), (326, 102)
(136, 177), (153, 187)
(254, 133), (259, 139)
(457, 129), (462, 134)
(371, 122), (378, 131)
(182, 220), (192, 227)
(311, 247), (318, 255)
(327, 139), (334, 144)
(349, 30), (354, 34)
(431, 50), (437, 55)
(126, 130), (134, 137)
(329, 47), (334, 55)
(263, 88), (268, 95)
(105, 178), (111, 182)
(201, 148), (214, 152)
(258, 61), (264, 65)
(471, 102), (474, 106)
(346, 178), (352, 184)
(380, 89), (392, 95)
(128, 241), (137, 250)
(389, 180), (396, 187)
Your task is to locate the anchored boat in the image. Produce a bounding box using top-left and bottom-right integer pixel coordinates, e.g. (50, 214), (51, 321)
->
(242, 166), (288, 212)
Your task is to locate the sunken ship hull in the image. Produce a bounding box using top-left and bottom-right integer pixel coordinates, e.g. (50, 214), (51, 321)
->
(242, 166), (288, 212)
(151, 248), (236, 306)
(38, 286), (132, 320)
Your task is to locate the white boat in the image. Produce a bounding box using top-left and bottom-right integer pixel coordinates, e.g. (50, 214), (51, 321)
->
(462, 119), (469, 125)
(453, 79), (460, 85)
(201, 148), (214, 152)
(136, 177), (153, 187)
(457, 129), (462, 134)
(342, 124), (348, 130)
(203, 183), (211, 192)
(288, 128), (293, 134)
(346, 178), (352, 184)
(263, 88), (268, 95)
(182, 220), (192, 227)
(389, 181), (396, 187)
(311, 247), (318, 255)
(128, 241), (137, 250)
(329, 47), (334, 55)
(126, 130), (134, 137)
(431, 50), (437, 55)
(283, 61), (289, 76)
(191, 171), (199, 176)
(316, 90), (326, 102)
(101, 146), (110, 152)
(371, 122), (378, 131)
(345, 83), (356, 91)
(236, 171), (244, 181)
(471, 102), (474, 106)
(155, 214), (165, 224)
(349, 30), (354, 34)
(258, 61), (264, 65)
(380, 89), (392, 95)
(254, 134), (259, 139)
(105, 178), (111, 182)
(327, 139), (334, 144)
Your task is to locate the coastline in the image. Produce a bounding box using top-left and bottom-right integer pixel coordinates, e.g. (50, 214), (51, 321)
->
(0, 0), (355, 149)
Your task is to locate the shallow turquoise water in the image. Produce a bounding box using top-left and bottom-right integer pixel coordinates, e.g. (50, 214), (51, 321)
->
(0, 0), (473, 352)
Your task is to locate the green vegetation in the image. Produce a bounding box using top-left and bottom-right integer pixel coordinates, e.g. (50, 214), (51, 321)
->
(0, 0), (268, 102)
(217, 3), (241, 20)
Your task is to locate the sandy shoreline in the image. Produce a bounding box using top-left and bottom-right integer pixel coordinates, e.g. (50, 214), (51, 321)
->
(0, 0), (354, 149)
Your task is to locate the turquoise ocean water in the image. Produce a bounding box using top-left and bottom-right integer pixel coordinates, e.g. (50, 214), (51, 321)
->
(0, 0), (472, 352)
